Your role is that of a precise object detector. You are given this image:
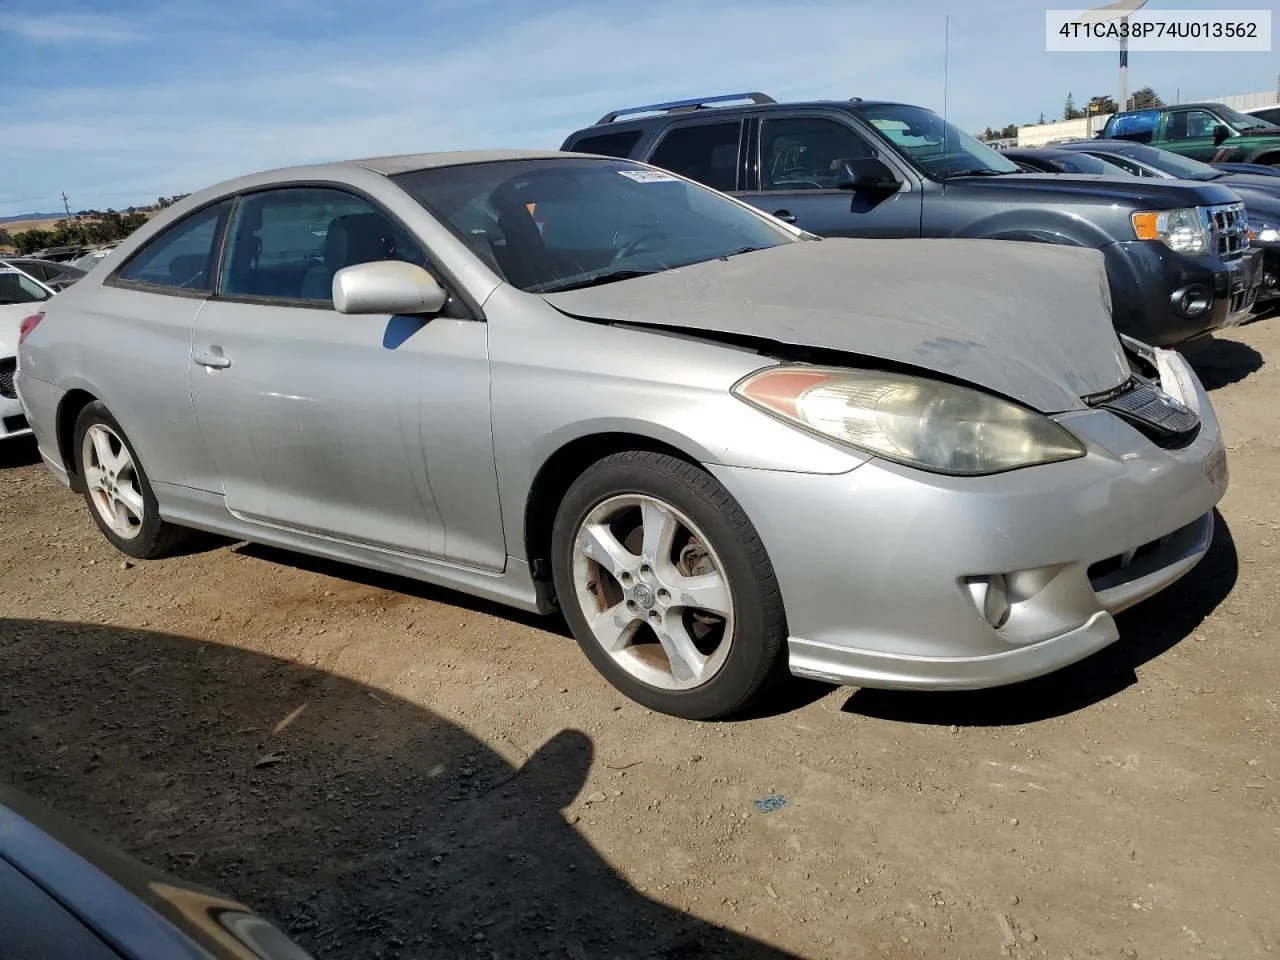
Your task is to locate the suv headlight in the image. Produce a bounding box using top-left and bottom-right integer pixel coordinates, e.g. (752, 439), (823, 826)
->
(733, 366), (1086, 476)
(1247, 218), (1279, 245)
(1131, 207), (1209, 255)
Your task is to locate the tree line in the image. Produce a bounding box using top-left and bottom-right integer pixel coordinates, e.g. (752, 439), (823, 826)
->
(0, 194), (189, 256)
(978, 86), (1162, 141)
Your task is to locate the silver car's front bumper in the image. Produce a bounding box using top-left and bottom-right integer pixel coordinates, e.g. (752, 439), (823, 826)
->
(711, 348), (1228, 691)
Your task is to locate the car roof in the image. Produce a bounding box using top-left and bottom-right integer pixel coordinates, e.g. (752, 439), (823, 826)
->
(341, 148), (575, 176)
(572, 98), (914, 134)
(1110, 102), (1221, 116)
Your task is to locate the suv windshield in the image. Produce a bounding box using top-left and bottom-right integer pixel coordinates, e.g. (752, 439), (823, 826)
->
(393, 158), (797, 293)
(1217, 105), (1272, 131)
(0, 266), (52, 305)
(1102, 143), (1221, 180)
(853, 103), (1020, 179)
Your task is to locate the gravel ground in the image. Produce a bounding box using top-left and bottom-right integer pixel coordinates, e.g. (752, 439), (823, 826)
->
(1, 320), (1277, 960)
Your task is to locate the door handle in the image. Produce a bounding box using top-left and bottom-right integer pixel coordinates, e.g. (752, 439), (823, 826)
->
(194, 347), (231, 369)
(773, 210), (797, 223)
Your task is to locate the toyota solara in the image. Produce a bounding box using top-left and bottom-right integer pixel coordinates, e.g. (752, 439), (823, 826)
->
(15, 150), (1227, 719)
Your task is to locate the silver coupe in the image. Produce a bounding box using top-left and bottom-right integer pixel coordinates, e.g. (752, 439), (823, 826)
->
(16, 150), (1228, 718)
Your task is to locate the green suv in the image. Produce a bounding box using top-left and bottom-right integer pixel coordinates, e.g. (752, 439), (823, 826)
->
(1101, 102), (1280, 166)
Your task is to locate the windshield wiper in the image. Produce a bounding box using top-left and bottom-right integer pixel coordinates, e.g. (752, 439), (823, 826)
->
(536, 269), (659, 293)
(938, 169), (1014, 180)
(719, 246), (765, 259)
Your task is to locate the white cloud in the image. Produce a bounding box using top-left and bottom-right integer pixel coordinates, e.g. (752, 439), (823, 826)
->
(2, 13), (140, 44)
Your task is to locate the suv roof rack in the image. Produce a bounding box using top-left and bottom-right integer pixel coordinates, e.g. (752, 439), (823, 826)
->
(595, 92), (776, 126)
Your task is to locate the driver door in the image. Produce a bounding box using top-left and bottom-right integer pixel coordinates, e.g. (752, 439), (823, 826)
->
(735, 114), (922, 238)
(1160, 108), (1224, 161)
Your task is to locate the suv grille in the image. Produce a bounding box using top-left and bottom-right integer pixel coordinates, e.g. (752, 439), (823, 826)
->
(1084, 375), (1200, 448)
(1206, 202), (1249, 259)
(0, 359), (16, 400)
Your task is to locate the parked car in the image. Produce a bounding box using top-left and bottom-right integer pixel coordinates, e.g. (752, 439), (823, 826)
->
(18, 150), (1228, 718)
(70, 244), (119, 271)
(1001, 147), (1135, 177)
(1, 256), (86, 291)
(1, 262), (55, 441)
(0, 783), (312, 959)
(1211, 161), (1280, 178)
(1243, 104), (1280, 128)
(1055, 140), (1280, 304)
(561, 92), (1261, 346)
(1100, 102), (1280, 166)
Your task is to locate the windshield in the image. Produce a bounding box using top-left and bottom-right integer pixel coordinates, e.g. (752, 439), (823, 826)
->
(1218, 105), (1272, 131)
(1103, 142), (1220, 180)
(0, 266), (51, 305)
(1045, 152), (1133, 176)
(853, 103), (1020, 179)
(392, 158), (798, 293)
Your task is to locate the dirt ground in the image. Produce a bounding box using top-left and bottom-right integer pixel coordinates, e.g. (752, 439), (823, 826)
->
(1, 320), (1277, 960)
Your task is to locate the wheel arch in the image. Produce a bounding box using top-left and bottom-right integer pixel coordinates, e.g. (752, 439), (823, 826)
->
(1242, 148), (1280, 168)
(56, 388), (99, 492)
(522, 431), (706, 599)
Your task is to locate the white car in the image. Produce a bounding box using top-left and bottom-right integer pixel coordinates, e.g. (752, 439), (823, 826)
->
(0, 263), (55, 441)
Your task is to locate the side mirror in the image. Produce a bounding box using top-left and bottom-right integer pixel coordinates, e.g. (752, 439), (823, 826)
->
(1213, 124), (1231, 146)
(332, 261), (448, 315)
(837, 157), (902, 192)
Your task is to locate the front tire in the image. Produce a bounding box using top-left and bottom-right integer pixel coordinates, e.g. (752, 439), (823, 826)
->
(73, 402), (190, 559)
(551, 451), (789, 719)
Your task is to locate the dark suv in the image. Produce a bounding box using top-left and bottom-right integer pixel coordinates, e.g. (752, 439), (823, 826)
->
(562, 93), (1262, 346)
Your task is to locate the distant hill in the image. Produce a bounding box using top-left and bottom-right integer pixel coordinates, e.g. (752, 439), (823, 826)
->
(0, 212), (64, 225)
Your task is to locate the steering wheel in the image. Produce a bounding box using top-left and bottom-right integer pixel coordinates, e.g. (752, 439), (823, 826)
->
(611, 232), (665, 264)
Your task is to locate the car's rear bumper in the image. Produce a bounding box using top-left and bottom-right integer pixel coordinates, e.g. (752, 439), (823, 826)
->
(12, 371), (67, 479)
(1104, 241), (1261, 346)
(709, 347), (1227, 691)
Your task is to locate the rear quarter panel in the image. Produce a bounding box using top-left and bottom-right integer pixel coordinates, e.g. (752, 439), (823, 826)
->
(20, 280), (213, 490)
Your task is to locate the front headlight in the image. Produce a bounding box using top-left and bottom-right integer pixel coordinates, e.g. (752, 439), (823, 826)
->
(1248, 218), (1280, 245)
(733, 366), (1086, 476)
(1131, 207), (1209, 255)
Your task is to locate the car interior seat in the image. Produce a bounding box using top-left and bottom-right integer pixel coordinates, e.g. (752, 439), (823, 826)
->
(298, 212), (397, 301)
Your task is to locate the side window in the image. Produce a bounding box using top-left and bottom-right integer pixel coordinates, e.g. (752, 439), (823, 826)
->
(1106, 110), (1159, 143)
(1165, 109), (1219, 142)
(647, 122), (742, 192)
(18, 262), (51, 281)
(1088, 153), (1144, 176)
(759, 118), (875, 191)
(568, 130), (643, 159)
(116, 200), (232, 292)
(219, 187), (427, 303)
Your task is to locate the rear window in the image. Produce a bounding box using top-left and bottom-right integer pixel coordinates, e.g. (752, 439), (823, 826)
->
(568, 129), (643, 159)
(0, 267), (51, 305)
(646, 122), (742, 192)
(1105, 110), (1160, 142)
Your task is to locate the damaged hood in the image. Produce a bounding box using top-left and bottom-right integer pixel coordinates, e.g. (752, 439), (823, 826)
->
(543, 238), (1131, 413)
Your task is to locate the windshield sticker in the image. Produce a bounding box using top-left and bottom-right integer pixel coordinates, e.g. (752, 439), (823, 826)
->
(618, 170), (682, 183)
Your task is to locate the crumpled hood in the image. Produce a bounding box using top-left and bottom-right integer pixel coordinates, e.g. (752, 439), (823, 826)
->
(543, 238), (1130, 412)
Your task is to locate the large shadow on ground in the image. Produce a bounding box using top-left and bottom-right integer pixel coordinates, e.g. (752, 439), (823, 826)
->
(0, 618), (799, 959)
(843, 511), (1237, 727)
(1181, 335), (1264, 391)
(0, 435), (40, 470)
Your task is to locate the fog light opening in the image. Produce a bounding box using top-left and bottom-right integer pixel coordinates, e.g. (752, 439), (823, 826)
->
(1170, 285), (1211, 320)
(965, 574), (1011, 629)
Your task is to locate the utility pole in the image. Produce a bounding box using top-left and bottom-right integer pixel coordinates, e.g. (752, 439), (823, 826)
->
(61, 192), (72, 217)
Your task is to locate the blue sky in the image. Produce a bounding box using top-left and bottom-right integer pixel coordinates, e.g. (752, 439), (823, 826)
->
(1, 0), (1276, 214)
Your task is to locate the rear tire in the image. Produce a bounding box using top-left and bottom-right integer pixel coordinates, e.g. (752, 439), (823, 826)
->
(73, 402), (190, 559)
(551, 450), (789, 719)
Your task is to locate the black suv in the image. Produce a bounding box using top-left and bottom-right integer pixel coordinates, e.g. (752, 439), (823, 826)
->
(562, 93), (1262, 346)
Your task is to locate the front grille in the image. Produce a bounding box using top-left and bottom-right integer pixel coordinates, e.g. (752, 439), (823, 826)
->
(0, 359), (15, 399)
(1206, 202), (1249, 259)
(1084, 375), (1200, 448)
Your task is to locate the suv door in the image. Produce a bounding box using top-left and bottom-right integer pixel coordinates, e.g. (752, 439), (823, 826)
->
(642, 119), (746, 193)
(1160, 108), (1224, 160)
(735, 113), (922, 238)
(188, 185), (503, 569)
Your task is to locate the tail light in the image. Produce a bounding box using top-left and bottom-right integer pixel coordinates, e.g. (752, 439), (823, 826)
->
(18, 312), (43, 347)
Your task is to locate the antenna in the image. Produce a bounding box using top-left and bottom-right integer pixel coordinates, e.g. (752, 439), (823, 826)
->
(943, 14), (950, 125)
